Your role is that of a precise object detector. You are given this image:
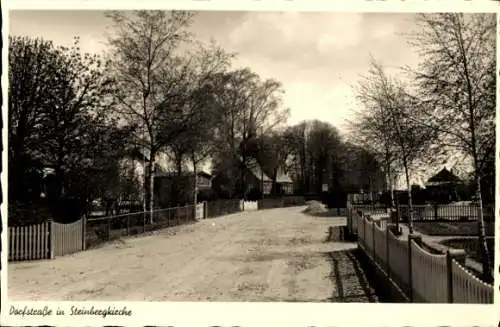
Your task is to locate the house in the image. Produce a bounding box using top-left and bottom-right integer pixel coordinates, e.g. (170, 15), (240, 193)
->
(154, 171), (213, 206)
(242, 157), (294, 196)
(275, 171), (294, 194)
(425, 167), (463, 203)
(243, 158), (273, 195)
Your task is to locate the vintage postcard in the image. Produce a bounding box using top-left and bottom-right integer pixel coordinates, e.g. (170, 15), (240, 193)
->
(1, 0), (499, 326)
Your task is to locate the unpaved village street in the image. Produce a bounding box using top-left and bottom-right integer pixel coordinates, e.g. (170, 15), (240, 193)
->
(9, 207), (376, 302)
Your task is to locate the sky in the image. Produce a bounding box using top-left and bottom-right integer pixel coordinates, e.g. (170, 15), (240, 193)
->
(9, 10), (421, 133)
(9, 10), (466, 187)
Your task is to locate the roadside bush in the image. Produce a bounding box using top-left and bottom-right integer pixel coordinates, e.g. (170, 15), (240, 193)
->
(197, 188), (217, 202)
(246, 187), (262, 201)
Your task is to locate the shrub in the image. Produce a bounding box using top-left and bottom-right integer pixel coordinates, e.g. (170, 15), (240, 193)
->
(197, 188), (217, 202)
(246, 187), (262, 201)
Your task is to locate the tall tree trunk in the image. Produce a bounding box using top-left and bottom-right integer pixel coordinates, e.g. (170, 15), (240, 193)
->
(458, 20), (491, 282)
(145, 154), (155, 224)
(192, 152), (198, 207)
(368, 177), (373, 204)
(176, 153), (183, 177)
(470, 140), (492, 282)
(385, 157), (395, 208)
(149, 164), (154, 224)
(11, 133), (26, 201)
(386, 166), (398, 230)
(241, 146), (247, 199)
(272, 167), (278, 195)
(403, 159), (414, 234)
(473, 173), (491, 281)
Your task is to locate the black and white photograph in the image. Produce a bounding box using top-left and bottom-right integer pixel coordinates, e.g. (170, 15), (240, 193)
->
(2, 4), (498, 325)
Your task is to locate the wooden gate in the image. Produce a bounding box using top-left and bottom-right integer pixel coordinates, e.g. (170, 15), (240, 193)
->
(8, 221), (51, 261)
(52, 218), (86, 257)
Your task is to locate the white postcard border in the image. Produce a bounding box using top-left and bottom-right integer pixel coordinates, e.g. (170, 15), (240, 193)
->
(2, 1), (499, 326)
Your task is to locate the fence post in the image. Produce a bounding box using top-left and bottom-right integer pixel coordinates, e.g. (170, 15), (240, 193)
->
(372, 217), (376, 258)
(82, 215), (87, 251)
(48, 219), (54, 259)
(386, 223), (391, 276)
(434, 203), (438, 221)
(446, 249), (467, 303)
(107, 217), (111, 241)
(126, 214), (130, 235)
(362, 213), (366, 248)
(203, 201), (207, 219)
(347, 209), (352, 235)
(408, 234), (422, 302)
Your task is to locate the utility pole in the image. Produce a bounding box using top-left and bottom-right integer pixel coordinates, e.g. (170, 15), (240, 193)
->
(142, 123), (147, 227)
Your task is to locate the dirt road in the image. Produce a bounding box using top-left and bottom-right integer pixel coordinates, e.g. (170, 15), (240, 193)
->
(9, 206), (377, 302)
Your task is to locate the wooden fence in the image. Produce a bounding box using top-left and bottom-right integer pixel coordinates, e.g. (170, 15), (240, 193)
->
(205, 199), (242, 218)
(347, 208), (494, 304)
(52, 218), (86, 256)
(9, 196), (308, 262)
(86, 203), (202, 248)
(9, 218), (86, 261)
(350, 203), (495, 222)
(242, 201), (258, 211)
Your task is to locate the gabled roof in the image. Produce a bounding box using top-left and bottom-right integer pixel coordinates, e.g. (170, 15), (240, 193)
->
(426, 167), (462, 185)
(244, 158), (272, 182)
(276, 170), (293, 184)
(156, 170), (212, 179)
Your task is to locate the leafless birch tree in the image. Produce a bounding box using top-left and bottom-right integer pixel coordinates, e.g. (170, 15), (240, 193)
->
(407, 13), (496, 281)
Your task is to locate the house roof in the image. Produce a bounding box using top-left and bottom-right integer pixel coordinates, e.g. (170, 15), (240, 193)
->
(276, 170), (293, 184)
(426, 167), (461, 185)
(244, 158), (293, 183)
(156, 171), (212, 179)
(245, 158), (272, 182)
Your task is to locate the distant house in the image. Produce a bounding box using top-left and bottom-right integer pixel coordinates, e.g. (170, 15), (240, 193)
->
(243, 158), (272, 195)
(154, 171), (213, 206)
(275, 171), (294, 195)
(242, 158), (294, 196)
(425, 167), (463, 203)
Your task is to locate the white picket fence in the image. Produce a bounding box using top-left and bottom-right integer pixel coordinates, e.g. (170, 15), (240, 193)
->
(241, 200), (258, 211)
(350, 203), (494, 221)
(9, 218), (86, 261)
(348, 208), (494, 304)
(195, 202), (206, 219)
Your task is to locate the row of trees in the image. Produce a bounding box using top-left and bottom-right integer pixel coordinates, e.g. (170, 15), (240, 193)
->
(8, 11), (294, 225)
(349, 13), (495, 281)
(224, 119), (386, 203)
(10, 10), (389, 225)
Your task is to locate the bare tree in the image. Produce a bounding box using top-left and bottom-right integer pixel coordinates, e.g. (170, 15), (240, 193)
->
(356, 60), (438, 233)
(210, 67), (289, 196)
(348, 107), (399, 209)
(105, 10), (196, 223)
(407, 13), (496, 281)
(173, 41), (233, 205)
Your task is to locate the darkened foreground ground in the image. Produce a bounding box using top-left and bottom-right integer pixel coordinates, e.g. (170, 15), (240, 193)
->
(9, 207), (380, 302)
